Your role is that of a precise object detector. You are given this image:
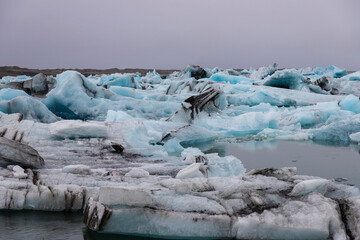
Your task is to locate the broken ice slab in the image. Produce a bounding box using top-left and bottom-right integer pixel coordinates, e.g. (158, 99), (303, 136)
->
(79, 167), (360, 239)
(0, 137), (44, 169)
(49, 120), (108, 139)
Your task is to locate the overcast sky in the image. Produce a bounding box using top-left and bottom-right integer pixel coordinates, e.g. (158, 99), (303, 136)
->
(1, 0), (359, 70)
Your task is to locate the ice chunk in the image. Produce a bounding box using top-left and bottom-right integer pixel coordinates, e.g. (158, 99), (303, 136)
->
(159, 124), (215, 146)
(181, 147), (204, 158)
(196, 111), (280, 137)
(339, 94), (360, 114)
(0, 88), (29, 101)
(0, 137), (45, 168)
(1, 96), (59, 123)
(226, 84), (342, 107)
(100, 208), (231, 238)
(49, 120), (108, 139)
(207, 154), (246, 177)
(165, 79), (214, 95)
(83, 198), (112, 231)
(182, 65), (208, 80)
(124, 168), (150, 178)
(246, 167), (297, 180)
(45, 71), (117, 120)
(0, 75), (32, 84)
(100, 74), (140, 89)
(99, 187), (152, 207)
(169, 85), (223, 122)
(181, 147), (204, 163)
(309, 118), (360, 143)
(342, 71), (360, 81)
(314, 65), (347, 78)
(249, 63), (277, 80)
(289, 179), (329, 196)
(176, 163), (207, 179)
(11, 165), (27, 179)
(105, 110), (133, 121)
(210, 73), (257, 84)
(350, 132), (360, 143)
(31, 73), (47, 93)
(338, 196), (360, 239)
(151, 192), (226, 215)
(62, 165), (91, 175)
(3, 73), (56, 96)
(262, 69), (308, 90)
(234, 193), (346, 240)
(163, 138), (184, 154)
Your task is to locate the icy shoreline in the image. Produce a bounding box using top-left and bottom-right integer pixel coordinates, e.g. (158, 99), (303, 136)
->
(1, 64), (360, 239)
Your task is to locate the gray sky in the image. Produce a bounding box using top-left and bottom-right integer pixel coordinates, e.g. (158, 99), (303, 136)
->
(1, 0), (359, 70)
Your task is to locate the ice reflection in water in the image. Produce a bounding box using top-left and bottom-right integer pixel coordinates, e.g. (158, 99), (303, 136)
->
(0, 211), (166, 240)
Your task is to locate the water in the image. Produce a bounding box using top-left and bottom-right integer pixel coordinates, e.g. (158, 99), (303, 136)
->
(203, 139), (360, 187)
(1, 140), (360, 240)
(0, 210), (83, 240)
(0, 211), (163, 240)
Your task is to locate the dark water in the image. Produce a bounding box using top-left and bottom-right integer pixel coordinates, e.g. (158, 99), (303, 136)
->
(0, 211), (83, 240)
(0, 211), (165, 240)
(1, 141), (359, 240)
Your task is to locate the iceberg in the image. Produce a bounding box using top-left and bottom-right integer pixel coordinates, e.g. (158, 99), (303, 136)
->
(261, 69), (308, 90)
(249, 63), (278, 80)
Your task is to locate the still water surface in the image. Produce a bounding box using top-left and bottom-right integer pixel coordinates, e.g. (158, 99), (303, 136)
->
(204, 140), (360, 187)
(1, 140), (359, 240)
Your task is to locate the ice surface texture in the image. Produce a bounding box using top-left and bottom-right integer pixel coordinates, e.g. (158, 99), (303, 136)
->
(1, 64), (360, 239)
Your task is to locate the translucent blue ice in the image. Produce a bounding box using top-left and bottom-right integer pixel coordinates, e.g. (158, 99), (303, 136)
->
(0, 88), (30, 101)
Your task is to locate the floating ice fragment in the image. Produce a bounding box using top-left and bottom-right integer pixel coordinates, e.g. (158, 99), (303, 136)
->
(49, 120), (108, 139)
(0, 137), (45, 169)
(210, 73), (257, 84)
(105, 110), (133, 121)
(99, 187), (152, 207)
(289, 179), (329, 196)
(339, 94), (360, 114)
(234, 193), (346, 240)
(176, 163), (207, 179)
(62, 165), (91, 175)
(11, 165), (27, 179)
(350, 132), (360, 143)
(163, 138), (184, 154)
(183, 65), (209, 80)
(262, 69), (308, 90)
(249, 63), (278, 80)
(6, 96), (58, 123)
(0, 88), (30, 101)
(207, 154), (246, 177)
(342, 71), (360, 81)
(125, 168), (150, 178)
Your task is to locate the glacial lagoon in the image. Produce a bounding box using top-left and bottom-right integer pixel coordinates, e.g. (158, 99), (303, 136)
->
(2, 65), (360, 239)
